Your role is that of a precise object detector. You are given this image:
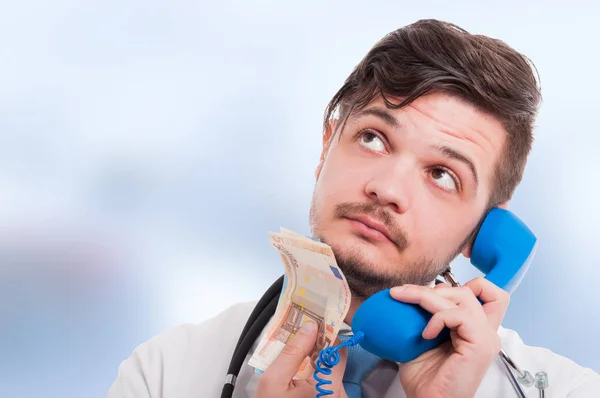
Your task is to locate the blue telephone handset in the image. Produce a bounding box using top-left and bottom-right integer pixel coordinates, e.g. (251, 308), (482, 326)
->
(351, 207), (537, 363)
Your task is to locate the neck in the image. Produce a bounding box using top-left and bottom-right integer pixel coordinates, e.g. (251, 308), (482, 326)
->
(342, 278), (438, 327)
(343, 295), (364, 326)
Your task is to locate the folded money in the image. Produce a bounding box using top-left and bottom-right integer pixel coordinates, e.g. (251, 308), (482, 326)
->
(248, 228), (351, 379)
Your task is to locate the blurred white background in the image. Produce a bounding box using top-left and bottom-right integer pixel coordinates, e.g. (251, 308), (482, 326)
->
(0, 1), (599, 397)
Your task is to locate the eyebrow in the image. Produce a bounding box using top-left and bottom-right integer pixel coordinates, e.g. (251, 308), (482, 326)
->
(431, 144), (479, 189)
(354, 107), (400, 129)
(353, 106), (479, 190)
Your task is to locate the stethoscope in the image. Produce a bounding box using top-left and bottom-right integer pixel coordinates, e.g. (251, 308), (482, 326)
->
(220, 273), (549, 398)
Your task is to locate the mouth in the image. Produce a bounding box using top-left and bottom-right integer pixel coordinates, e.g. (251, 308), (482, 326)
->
(344, 215), (394, 245)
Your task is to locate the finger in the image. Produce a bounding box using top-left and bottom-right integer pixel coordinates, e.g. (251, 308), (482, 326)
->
(464, 277), (510, 329)
(286, 381), (319, 398)
(390, 285), (457, 314)
(303, 333), (345, 389)
(422, 307), (487, 344)
(434, 286), (482, 310)
(265, 320), (319, 387)
(434, 281), (452, 290)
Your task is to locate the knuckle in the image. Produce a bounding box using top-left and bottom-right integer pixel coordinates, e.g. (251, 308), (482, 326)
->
(458, 286), (474, 298)
(466, 277), (482, 288)
(282, 342), (303, 357)
(397, 284), (423, 297)
(403, 284), (418, 292)
(472, 277), (487, 290)
(432, 307), (450, 323)
(432, 309), (448, 323)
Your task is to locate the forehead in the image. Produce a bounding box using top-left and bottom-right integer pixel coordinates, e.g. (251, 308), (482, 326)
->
(342, 93), (507, 190)
(345, 93), (504, 136)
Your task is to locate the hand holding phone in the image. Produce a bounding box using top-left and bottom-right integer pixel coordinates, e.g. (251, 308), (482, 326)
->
(390, 277), (510, 398)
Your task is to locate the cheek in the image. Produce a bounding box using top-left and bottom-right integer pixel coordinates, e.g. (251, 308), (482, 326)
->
(317, 152), (368, 194)
(412, 207), (474, 251)
(313, 162), (367, 215)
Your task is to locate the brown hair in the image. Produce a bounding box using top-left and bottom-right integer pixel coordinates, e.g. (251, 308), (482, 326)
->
(324, 19), (542, 207)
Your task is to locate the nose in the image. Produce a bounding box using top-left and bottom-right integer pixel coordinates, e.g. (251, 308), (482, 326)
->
(364, 161), (411, 214)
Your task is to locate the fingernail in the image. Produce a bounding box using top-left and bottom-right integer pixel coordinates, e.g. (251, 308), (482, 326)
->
(391, 286), (406, 294)
(300, 321), (316, 334)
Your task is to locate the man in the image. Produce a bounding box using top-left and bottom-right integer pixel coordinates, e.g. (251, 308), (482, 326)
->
(109, 19), (600, 397)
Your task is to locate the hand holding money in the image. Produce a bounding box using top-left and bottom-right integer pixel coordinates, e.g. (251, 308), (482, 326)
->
(255, 320), (349, 398)
(248, 228), (351, 379)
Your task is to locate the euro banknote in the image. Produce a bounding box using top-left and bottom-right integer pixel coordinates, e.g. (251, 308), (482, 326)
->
(247, 229), (351, 379)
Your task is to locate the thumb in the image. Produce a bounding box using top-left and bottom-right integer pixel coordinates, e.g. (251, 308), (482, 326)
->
(265, 320), (319, 386)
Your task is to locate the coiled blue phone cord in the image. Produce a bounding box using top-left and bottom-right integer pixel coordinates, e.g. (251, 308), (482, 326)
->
(312, 331), (365, 397)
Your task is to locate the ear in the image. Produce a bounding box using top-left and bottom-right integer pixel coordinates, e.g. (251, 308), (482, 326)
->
(461, 201), (510, 258)
(497, 201), (510, 210)
(314, 122), (335, 180)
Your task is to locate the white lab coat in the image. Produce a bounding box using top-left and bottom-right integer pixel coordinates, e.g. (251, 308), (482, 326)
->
(108, 301), (600, 397)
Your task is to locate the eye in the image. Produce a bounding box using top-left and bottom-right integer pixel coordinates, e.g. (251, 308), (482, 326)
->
(430, 168), (459, 192)
(359, 131), (386, 152)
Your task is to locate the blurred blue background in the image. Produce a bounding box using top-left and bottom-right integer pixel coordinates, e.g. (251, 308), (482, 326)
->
(1, 1), (598, 397)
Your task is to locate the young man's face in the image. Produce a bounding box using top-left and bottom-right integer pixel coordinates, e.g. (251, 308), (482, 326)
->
(309, 93), (507, 299)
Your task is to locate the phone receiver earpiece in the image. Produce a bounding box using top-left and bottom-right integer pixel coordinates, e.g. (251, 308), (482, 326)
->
(470, 208), (537, 294)
(351, 208), (538, 363)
